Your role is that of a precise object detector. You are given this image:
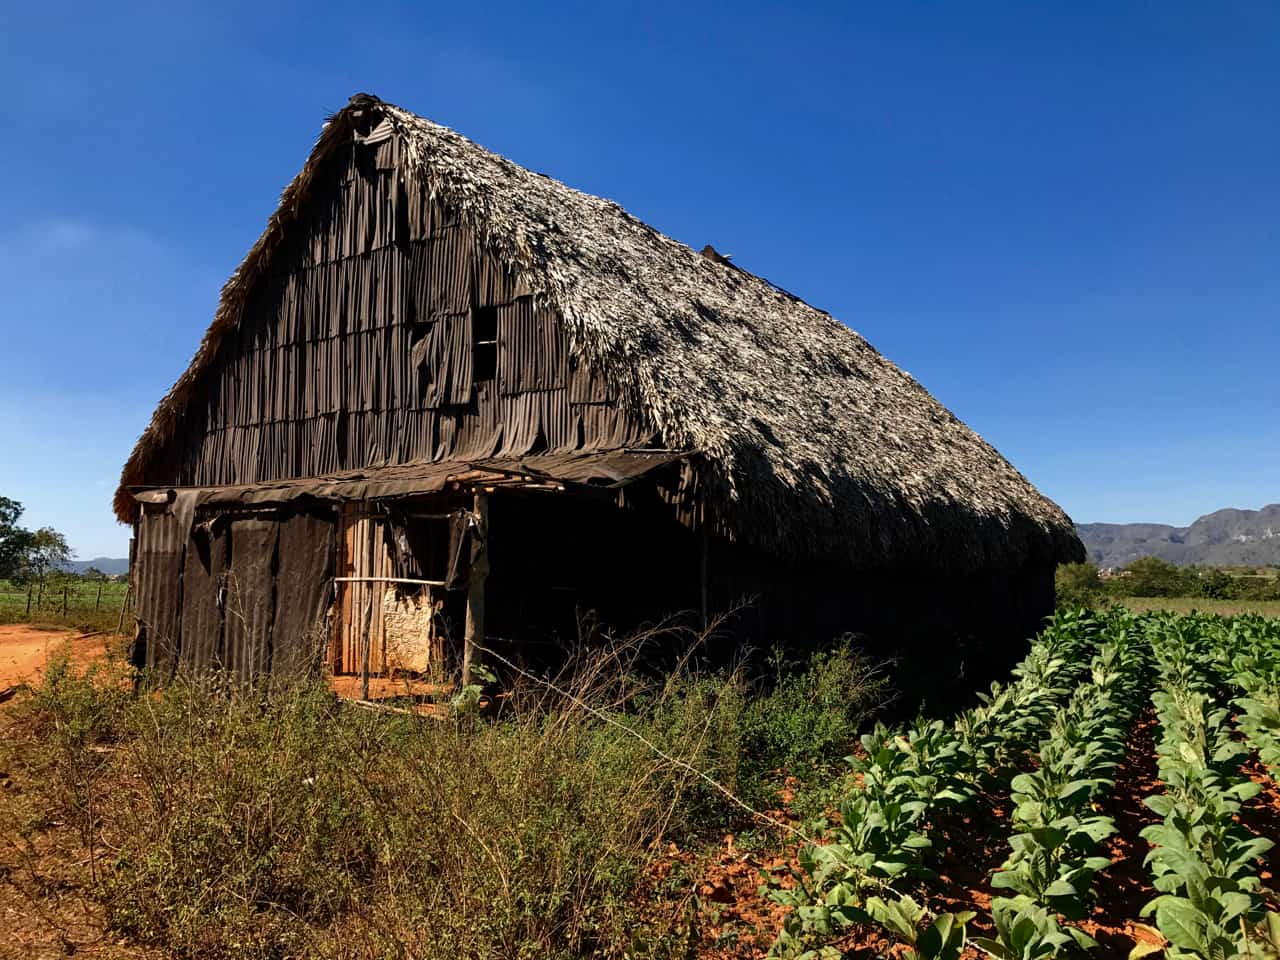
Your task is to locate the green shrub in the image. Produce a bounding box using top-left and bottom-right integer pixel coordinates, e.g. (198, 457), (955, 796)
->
(1121, 557), (1196, 597)
(1228, 575), (1280, 602)
(1055, 562), (1105, 608)
(736, 640), (891, 807)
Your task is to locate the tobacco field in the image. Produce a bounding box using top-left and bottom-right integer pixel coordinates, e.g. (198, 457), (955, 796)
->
(766, 610), (1280, 959)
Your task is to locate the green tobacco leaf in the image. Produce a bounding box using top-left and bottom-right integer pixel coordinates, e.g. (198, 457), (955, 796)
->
(1066, 926), (1099, 951)
(1228, 780), (1263, 803)
(969, 938), (1012, 960)
(1029, 825), (1069, 849)
(1058, 779), (1099, 801)
(1015, 800), (1043, 823)
(1260, 912), (1280, 953)
(865, 895), (922, 943)
(872, 860), (910, 877)
(1234, 836), (1275, 863)
(1155, 897), (1209, 952)
(990, 870), (1034, 896)
(915, 912), (973, 960)
(1214, 890), (1251, 922)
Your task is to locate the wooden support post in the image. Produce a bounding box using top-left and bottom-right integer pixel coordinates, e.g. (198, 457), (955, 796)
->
(360, 597), (373, 702)
(461, 491), (489, 688)
(96, 580), (103, 610)
(115, 585), (132, 638)
(62, 586), (68, 616)
(26, 584), (32, 617)
(700, 525), (710, 630)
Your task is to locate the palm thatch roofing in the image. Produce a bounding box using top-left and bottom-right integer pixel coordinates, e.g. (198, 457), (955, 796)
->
(116, 93), (1082, 573)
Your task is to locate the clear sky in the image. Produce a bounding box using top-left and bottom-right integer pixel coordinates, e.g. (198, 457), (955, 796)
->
(1, 2), (1277, 560)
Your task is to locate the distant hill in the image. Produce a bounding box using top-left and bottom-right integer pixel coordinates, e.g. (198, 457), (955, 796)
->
(1078, 504), (1280, 569)
(63, 557), (130, 577)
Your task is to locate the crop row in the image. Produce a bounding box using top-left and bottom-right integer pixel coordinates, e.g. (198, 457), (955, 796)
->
(1215, 616), (1280, 782)
(1139, 617), (1278, 958)
(768, 609), (1107, 959)
(978, 623), (1148, 958)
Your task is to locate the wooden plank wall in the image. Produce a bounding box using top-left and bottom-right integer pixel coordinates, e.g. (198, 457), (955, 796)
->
(134, 506), (337, 680)
(148, 133), (656, 490)
(135, 505), (185, 677)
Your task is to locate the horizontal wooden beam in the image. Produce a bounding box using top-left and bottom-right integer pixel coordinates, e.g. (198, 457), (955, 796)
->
(334, 576), (448, 587)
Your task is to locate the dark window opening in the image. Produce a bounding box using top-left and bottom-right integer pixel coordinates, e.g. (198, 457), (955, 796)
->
(473, 306), (497, 382)
(398, 516), (454, 582)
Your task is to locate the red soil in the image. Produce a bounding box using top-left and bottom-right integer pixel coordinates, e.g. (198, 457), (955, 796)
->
(0, 625), (111, 695)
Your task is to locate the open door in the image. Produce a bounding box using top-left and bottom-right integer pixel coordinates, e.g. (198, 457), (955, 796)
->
(331, 504), (449, 679)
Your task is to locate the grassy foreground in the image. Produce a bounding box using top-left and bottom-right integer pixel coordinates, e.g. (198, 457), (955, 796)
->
(0, 635), (887, 960)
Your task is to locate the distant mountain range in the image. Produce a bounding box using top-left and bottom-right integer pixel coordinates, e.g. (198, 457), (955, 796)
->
(63, 557), (130, 577)
(1077, 504), (1280, 569)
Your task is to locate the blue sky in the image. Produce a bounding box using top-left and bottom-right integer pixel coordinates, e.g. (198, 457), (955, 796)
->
(1, 2), (1276, 559)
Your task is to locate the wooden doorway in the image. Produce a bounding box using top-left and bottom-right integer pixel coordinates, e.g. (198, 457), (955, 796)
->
(330, 503), (451, 684)
(331, 504), (392, 676)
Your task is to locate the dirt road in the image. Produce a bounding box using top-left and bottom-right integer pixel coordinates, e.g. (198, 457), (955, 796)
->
(0, 625), (112, 693)
(0, 625), (149, 959)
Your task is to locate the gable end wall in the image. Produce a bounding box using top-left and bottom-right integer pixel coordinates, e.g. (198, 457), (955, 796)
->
(147, 133), (654, 488)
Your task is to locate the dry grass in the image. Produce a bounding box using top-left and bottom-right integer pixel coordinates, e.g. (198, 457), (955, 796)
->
(0, 627), (890, 960)
(1112, 596), (1280, 617)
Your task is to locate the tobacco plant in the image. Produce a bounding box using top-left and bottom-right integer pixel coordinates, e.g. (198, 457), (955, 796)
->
(989, 627), (1145, 929)
(1140, 616), (1278, 959)
(971, 895), (1094, 959)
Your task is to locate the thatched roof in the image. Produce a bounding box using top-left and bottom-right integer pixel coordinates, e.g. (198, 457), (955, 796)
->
(117, 93), (1082, 573)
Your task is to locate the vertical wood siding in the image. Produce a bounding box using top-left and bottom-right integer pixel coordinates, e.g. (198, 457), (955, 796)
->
(272, 512), (337, 678)
(135, 506), (335, 680)
(178, 524), (227, 671)
(147, 134), (654, 490)
(222, 519), (278, 681)
(135, 507), (185, 676)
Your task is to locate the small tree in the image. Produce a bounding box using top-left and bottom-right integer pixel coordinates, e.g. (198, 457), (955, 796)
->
(23, 527), (73, 591)
(0, 495), (34, 581)
(1055, 561), (1104, 608)
(1122, 556), (1191, 597)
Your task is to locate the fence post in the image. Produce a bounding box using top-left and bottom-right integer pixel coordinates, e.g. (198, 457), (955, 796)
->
(63, 585), (69, 616)
(115, 585), (132, 638)
(26, 584), (32, 617)
(96, 580), (103, 609)
(461, 490), (489, 689)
